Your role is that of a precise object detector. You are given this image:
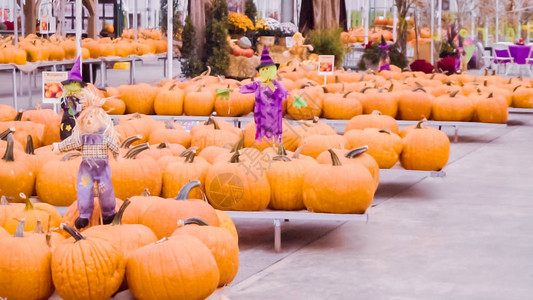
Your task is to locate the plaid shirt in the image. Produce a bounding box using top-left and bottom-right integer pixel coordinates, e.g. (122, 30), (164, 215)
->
(59, 133), (120, 159)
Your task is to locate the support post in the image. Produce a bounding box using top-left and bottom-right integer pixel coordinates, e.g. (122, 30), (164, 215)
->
(431, 0), (434, 65)
(393, 4), (397, 41)
(12, 0), (17, 44)
(134, 0), (138, 39)
(495, 0), (499, 43)
(166, 0), (173, 79)
(274, 219), (281, 252)
(19, 0), (24, 37)
(364, 0), (369, 44)
(75, 0), (82, 71)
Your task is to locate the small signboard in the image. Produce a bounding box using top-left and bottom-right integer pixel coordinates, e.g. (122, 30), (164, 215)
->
(318, 55), (335, 75)
(42, 72), (68, 104)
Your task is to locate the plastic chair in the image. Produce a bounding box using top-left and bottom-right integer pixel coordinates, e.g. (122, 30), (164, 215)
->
(493, 43), (514, 75)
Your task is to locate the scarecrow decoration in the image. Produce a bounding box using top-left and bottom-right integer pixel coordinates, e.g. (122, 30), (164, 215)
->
(378, 36), (391, 71)
(60, 56), (86, 141)
(240, 46), (289, 143)
(53, 90), (120, 229)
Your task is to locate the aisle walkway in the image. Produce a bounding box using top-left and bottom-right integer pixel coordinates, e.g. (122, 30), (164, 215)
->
(213, 113), (533, 300)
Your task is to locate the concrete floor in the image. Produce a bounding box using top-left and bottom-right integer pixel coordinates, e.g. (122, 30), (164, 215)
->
(1, 64), (532, 299)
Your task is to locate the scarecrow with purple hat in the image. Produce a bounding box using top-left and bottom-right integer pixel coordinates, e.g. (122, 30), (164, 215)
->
(60, 56), (86, 140)
(378, 35), (391, 71)
(240, 46), (289, 143)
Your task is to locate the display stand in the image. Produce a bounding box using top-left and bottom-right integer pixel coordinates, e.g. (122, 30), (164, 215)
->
(224, 210), (368, 252)
(380, 167), (446, 178)
(508, 107), (533, 113)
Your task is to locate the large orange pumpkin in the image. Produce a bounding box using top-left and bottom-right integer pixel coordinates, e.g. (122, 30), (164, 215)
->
(432, 91), (474, 121)
(345, 128), (403, 169)
(52, 224), (126, 300)
(345, 110), (399, 134)
(303, 149), (374, 213)
(400, 120), (450, 171)
(205, 151), (271, 211)
(171, 218), (239, 287)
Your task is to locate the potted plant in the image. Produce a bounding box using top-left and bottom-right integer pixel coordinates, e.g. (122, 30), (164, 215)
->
(228, 12), (254, 40)
(256, 18), (282, 46)
(279, 22), (298, 47)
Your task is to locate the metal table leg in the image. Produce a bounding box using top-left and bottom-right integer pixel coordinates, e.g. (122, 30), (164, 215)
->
(28, 72), (33, 106)
(129, 59), (136, 84)
(89, 63), (93, 84)
(454, 125), (459, 143)
(12, 68), (17, 111)
(274, 219), (281, 252)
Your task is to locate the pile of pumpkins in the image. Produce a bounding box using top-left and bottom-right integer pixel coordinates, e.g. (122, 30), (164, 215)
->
(0, 104), (450, 216)
(0, 180), (239, 300)
(340, 25), (430, 45)
(99, 67), (532, 121)
(0, 32), (167, 65)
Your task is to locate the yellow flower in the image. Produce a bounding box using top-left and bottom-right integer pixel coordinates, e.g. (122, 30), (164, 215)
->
(228, 12), (254, 31)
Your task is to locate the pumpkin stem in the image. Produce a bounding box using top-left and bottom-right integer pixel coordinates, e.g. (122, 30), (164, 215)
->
(157, 142), (169, 149)
(0, 127), (15, 140)
(277, 142), (287, 156)
(449, 90), (459, 98)
(513, 85), (521, 92)
(142, 188), (151, 196)
(124, 143), (150, 159)
(34, 219), (44, 233)
(60, 223), (86, 241)
(292, 145), (303, 159)
(343, 91), (352, 98)
(484, 79), (488, 87)
(412, 87), (427, 93)
(388, 83), (394, 92)
(345, 146), (369, 159)
(14, 111), (23, 121)
(328, 149), (342, 166)
(229, 150), (241, 163)
(184, 149), (197, 163)
(231, 134), (245, 153)
(111, 199), (131, 226)
(120, 135), (142, 149)
(322, 86), (329, 93)
(430, 73), (436, 79)
(182, 217), (209, 227)
(165, 119), (176, 129)
(25, 135), (35, 155)
(1, 195), (8, 205)
(379, 128), (391, 134)
(175, 180), (202, 200)
(2, 133), (15, 162)
(371, 110), (382, 115)
(14, 219), (25, 238)
(179, 146), (198, 157)
(273, 155), (291, 162)
(415, 118), (428, 129)
(484, 69), (488, 76)
(156, 237), (169, 244)
(360, 87), (372, 94)
(488, 92), (493, 98)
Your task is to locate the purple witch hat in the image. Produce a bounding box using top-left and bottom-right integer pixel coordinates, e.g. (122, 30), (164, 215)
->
(256, 46), (279, 70)
(62, 56), (86, 87)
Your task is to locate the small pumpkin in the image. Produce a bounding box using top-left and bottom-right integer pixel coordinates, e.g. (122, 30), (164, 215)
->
(345, 110), (399, 134)
(4, 193), (62, 234)
(148, 119), (192, 147)
(162, 149), (211, 199)
(154, 84), (185, 115)
(141, 181), (220, 239)
(345, 128), (403, 169)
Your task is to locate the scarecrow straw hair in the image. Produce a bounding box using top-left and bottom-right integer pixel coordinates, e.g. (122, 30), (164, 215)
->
(70, 89), (117, 140)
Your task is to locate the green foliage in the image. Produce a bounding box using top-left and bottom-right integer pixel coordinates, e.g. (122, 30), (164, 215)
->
(309, 28), (346, 68)
(245, 0), (257, 25)
(183, 56), (205, 78)
(389, 43), (408, 69)
(160, 0), (182, 34)
(181, 15), (195, 59)
(205, 0), (230, 76)
(358, 42), (407, 70)
(181, 15), (205, 77)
